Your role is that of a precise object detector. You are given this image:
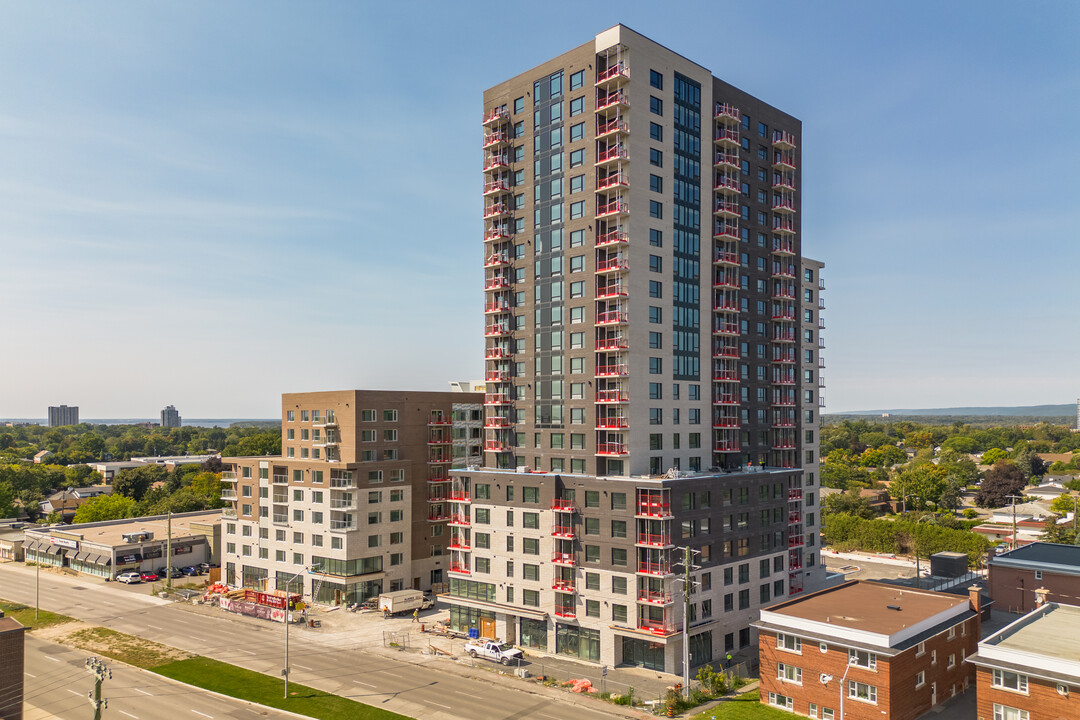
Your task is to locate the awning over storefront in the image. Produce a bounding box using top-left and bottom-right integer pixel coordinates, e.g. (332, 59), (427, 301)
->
(73, 552), (89, 562)
(86, 555), (111, 566)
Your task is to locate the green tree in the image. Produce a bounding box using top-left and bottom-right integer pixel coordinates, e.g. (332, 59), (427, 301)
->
(73, 494), (136, 523)
(0, 480), (16, 518)
(821, 491), (878, 519)
(1050, 493), (1078, 517)
(112, 465), (168, 501)
(981, 448), (1010, 465)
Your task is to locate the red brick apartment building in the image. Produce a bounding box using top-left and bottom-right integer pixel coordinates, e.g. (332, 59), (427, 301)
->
(989, 542), (1080, 614)
(968, 602), (1080, 720)
(0, 612), (27, 720)
(755, 580), (980, 720)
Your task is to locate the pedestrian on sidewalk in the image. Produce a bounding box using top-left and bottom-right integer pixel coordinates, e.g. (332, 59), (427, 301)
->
(412, 608), (419, 623)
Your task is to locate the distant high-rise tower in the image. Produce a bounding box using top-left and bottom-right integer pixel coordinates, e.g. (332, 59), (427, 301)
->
(47, 405), (79, 427)
(161, 405), (182, 428)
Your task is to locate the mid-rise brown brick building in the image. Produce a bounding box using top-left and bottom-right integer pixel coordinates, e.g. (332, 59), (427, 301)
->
(221, 390), (482, 602)
(0, 612), (27, 720)
(968, 602), (1080, 720)
(755, 580), (980, 720)
(989, 542), (1080, 614)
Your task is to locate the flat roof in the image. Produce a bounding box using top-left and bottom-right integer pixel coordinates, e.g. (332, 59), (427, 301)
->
(767, 581), (970, 635)
(989, 603), (1080, 663)
(0, 616), (26, 633)
(28, 511), (220, 548)
(993, 542), (1080, 569)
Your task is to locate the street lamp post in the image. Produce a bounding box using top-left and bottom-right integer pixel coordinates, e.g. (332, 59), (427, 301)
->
(822, 656), (856, 720)
(283, 564), (319, 699)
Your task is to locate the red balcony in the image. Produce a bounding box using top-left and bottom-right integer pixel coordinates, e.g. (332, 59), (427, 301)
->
(596, 256), (629, 273)
(596, 389), (629, 403)
(714, 175), (740, 193)
(485, 369), (509, 382)
(773, 151), (796, 171)
(636, 561), (672, 577)
(484, 302), (509, 314)
(637, 617), (676, 636)
(772, 238), (795, 255)
(552, 552), (575, 566)
(712, 344), (738, 358)
(596, 416), (628, 429)
(449, 491), (471, 502)
(596, 145), (628, 164)
(772, 418), (796, 428)
(772, 329), (796, 343)
(714, 222), (739, 240)
(714, 249), (739, 266)
(447, 538), (470, 550)
(427, 436), (452, 445)
(597, 442), (628, 456)
(484, 416), (511, 428)
(714, 198), (740, 217)
(596, 310), (628, 325)
(596, 229), (629, 247)
(713, 320), (738, 336)
(773, 348), (796, 363)
(636, 533), (672, 548)
(552, 525), (575, 539)
(597, 172), (629, 191)
(428, 415), (452, 426)
(772, 396), (796, 407)
(483, 440), (509, 452)
(596, 90), (628, 111)
(485, 347), (508, 359)
(595, 336), (628, 351)
(789, 489), (803, 500)
(596, 199), (628, 218)
(596, 117), (628, 138)
(789, 511), (802, 524)
(482, 108), (509, 126)
(773, 196), (796, 214)
(482, 179), (510, 196)
(772, 283), (797, 300)
(714, 393), (738, 405)
(483, 253), (509, 268)
(596, 62), (629, 85)
(789, 535), (805, 548)
(715, 102), (740, 123)
(551, 498), (576, 512)
(714, 440), (741, 452)
(596, 284), (627, 300)
(636, 501), (672, 518)
(713, 369), (738, 381)
(596, 364), (629, 377)
(713, 416), (739, 428)
(772, 218), (796, 236)
(552, 578), (575, 592)
(713, 272), (738, 289)
(428, 490), (448, 503)
(483, 154), (509, 172)
(449, 562), (471, 574)
(484, 202), (509, 219)
(714, 127), (739, 145)
(772, 130), (797, 149)
(484, 393), (510, 405)
(483, 130), (508, 148)
(554, 604), (576, 619)
(714, 150), (739, 169)
(428, 510), (449, 521)
(772, 442), (796, 450)
(447, 514), (470, 527)
(773, 172), (796, 191)
(484, 324), (510, 337)
(637, 589), (673, 605)
(484, 227), (510, 242)
(428, 471), (450, 483)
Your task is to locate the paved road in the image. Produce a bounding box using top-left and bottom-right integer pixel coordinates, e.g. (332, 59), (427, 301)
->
(21, 634), (302, 720)
(1, 563), (619, 720)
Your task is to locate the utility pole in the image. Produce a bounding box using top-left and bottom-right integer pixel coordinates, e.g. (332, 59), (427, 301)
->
(674, 546), (699, 700)
(1006, 495), (1024, 550)
(35, 559), (39, 620)
(84, 656), (110, 720)
(166, 510), (173, 592)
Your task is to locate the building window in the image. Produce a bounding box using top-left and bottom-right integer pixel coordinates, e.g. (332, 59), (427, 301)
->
(776, 663), (802, 684)
(768, 693), (793, 710)
(650, 122), (663, 141)
(569, 96), (584, 116)
(650, 69), (663, 89)
(776, 633), (801, 653)
(649, 200), (662, 218)
(849, 649), (876, 669)
(649, 96), (662, 115)
(992, 670), (1029, 694)
(650, 174), (663, 193)
(649, 148), (662, 167)
(848, 681), (877, 704)
(570, 69), (585, 90)
(570, 149), (584, 167)
(649, 228), (662, 247)
(992, 705), (1029, 720)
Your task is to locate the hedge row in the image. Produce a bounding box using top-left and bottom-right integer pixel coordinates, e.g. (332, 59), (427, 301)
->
(822, 514), (990, 566)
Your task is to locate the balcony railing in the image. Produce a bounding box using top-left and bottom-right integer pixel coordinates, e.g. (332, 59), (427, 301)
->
(330, 519), (357, 531)
(552, 525), (575, 539)
(552, 552), (575, 566)
(552, 578), (575, 592)
(596, 310), (628, 325)
(447, 514), (470, 526)
(596, 256), (629, 272)
(482, 108), (509, 126)
(715, 102), (740, 122)
(449, 562), (471, 574)
(273, 474), (288, 484)
(636, 561), (672, 576)
(596, 145), (628, 164)
(714, 441), (741, 452)
(636, 533), (671, 548)
(636, 501), (672, 518)
(596, 229), (629, 247)
(595, 389), (629, 403)
(637, 617), (676, 635)
(551, 498), (576, 512)
(554, 604), (576, 618)
(637, 588), (673, 605)
(714, 128), (739, 144)
(449, 491), (471, 502)
(597, 443), (628, 456)
(772, 129), (797, 149)
(596, 200), (628, 217)
(596, 364), (629, 377)
(596, 62), (629, 84)
(596, 416), (628, 429)
(595, 336), (628, 351)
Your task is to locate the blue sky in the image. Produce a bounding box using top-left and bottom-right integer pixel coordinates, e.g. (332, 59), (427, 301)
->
(1, 1), (1077, 418)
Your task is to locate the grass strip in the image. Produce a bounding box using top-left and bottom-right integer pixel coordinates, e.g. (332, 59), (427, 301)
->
(155, 656), (412, 720)
(64, 626), (188, 669)
(689, 690), (795, 720)
(0, 600), (76, 631)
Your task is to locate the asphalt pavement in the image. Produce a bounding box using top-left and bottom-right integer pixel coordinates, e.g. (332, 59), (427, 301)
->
(0, 562), (640, 720)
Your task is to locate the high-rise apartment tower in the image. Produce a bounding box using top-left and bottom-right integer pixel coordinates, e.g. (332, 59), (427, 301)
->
(47, 405), (79, 427)
(447, 25), (826, 673)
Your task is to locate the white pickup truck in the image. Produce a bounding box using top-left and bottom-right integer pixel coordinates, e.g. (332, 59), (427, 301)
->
(463, 640), (524, 665)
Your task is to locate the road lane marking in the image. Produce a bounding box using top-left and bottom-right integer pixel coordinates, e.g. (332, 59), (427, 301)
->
(379, 671), (403, 678)
(24, 672), (36, 678)
(45, 655), (60, 662)
(119, 712), (139, 719)
(352, 680), (376, 688)
(240, 649), (256, 655)
(293, 663), (312, 670)
(188, 636), (207, 643)
(67, 689), (81, 696)
(424, 701), (452, 709)
(192, 711), (213, 719)
(454, 690), (472, 696)
(147, 625), (163, 630)
(135, 688), (153, 696)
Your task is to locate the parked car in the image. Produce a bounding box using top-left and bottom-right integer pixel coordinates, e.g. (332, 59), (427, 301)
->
(464, 640), (523, 666)
(155, 567), (182, 579)
(115, 572), (142, 584)
(181, 566), (201, 576)
(198, 562), (219, 572)
(140, 571), (160, 582)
